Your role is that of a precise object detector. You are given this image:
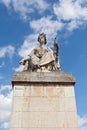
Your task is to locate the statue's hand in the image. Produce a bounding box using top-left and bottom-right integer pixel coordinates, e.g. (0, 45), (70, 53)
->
(19, 55), (31, 65)
(19, 60), (26, 65)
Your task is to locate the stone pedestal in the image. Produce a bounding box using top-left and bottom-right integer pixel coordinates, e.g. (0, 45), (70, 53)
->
(10, 71), (78, 130)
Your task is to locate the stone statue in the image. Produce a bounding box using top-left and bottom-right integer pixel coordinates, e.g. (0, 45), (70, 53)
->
(20, 33), (60, 72)
(53, 37), (60, 70)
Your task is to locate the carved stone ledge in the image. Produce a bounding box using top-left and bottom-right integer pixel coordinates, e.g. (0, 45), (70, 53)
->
(12, 71), (75, 86)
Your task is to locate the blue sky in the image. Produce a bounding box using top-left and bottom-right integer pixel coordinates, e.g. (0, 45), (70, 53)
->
(0, 0), (87, 130)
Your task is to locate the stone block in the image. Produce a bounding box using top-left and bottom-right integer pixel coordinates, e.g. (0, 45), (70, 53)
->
(10, 128), (28, 130)
(29, 112), (58, 127)
(56, 98), (65, 111)
(60, 127), (79, 130)
(65, 86), (75, 97)
(29, 97), (57, 112)
(43, 85), (56, 97)
(10, 72), (78, 130)
(42, 112), (58, 127)
(30, 85), (44, 97)
(56, 86), (65, 97)
(56, 112), (65, 127)
(65, 97), (76, 111)
(12, 72), (76, 84)
(14, 85), (30, 97)
(10, 112), (22, 127)
(64, 112), (78, 128)
(13, 97), (30, 112)
(29, 112), (42, 127)
(29, 128), (58, 130)
(22, 112), (30, 127)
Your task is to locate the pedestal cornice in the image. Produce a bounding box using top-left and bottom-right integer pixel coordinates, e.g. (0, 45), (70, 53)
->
(12, 71), (75, 86)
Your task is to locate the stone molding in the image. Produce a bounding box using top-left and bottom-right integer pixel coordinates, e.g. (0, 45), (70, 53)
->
(12, 71), (75, 86)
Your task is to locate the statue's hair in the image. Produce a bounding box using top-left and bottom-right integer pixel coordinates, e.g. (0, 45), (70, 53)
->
(38, 33), (47, 44)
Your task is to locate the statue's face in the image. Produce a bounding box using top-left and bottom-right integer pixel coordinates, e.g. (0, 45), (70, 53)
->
(39, 35), (45, 45)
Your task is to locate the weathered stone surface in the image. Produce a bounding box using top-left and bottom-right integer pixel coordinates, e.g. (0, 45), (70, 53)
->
(10, 128), (28, 130)
(19, 33), (60, 71)
(10, 72), (78, 130)
(12, 71), (75, 85)
(10, 112), (22, 127)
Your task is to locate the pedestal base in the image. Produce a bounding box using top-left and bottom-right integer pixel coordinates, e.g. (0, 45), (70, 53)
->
(10, 72), (78, 130)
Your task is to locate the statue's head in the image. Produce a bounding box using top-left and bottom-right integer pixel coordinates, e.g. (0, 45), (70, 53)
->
(38, 33), (47, 44)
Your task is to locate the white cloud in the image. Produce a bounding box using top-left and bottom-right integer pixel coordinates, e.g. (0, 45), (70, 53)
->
(53, 0), (87, 31)
(1, 0), (87, 32)
(53, 0), (87, 21)
(0, 85), (12, 129)
(0, 85), (12, 93)
(18, 16), (63, 60)
(78, 115), (87, 130)
(30, 16), (63, 34)
(18, 33), (38, 57)
(0, 0), (11, 8)
(0, 45), (15, 59)
(14, 65), (24, 72)
(0, 0), (49, 20)
(1, 122), (10, 129)
(30, 16), (63, 47)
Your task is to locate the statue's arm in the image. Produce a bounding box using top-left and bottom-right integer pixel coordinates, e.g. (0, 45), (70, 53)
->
(19, 55), (31, 65)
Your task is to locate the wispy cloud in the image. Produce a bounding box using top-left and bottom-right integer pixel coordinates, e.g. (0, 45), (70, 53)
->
(78, 115), (87, 130)
(1, 0), (87, 32)
(0, 85), (12, 129)
(30, 16), (63, 39)
(30, 16), (64, 47)
(53, 0), (87, 31)
(0, 45), (15, 59)
(13, 0), (49, 18)
(18, 33), (38, 57)
(0, 0), (11, 8)
(18, 16), (63, 58)
(14, 65), (24, 72)
(17, 0), (87, 57)
(0, 0), (49, 20)
(0, 85), (12, 94)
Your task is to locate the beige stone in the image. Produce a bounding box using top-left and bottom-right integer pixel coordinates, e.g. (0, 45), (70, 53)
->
(64, 112), (78, 128)
(28, 128), (64, 130)
(60, 127), (79, 130)
(22, 112), (30, 127)
(65, 86), (75, 97)
(10, 72), (78, 130)
(13, 97), (30, 112)
(11, 84), (78, 130)
(29, 97), (57, 112)
(10, 112), (22, 127)
(56, 86), (65, 97)
(28, 128), (53, 130)
(29, 112), (58, 127)
(56, 98), (65, 111)
(43, 85), (56, 97)
(10, 128), (28, 130)
(30, 85), (44, 97)
(14, 85), (30, 97)
(64, 97), (76, 111)
(12, 71), (75, 83)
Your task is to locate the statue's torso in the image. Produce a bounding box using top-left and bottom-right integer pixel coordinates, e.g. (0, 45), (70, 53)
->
(29, 45), (54, 66)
